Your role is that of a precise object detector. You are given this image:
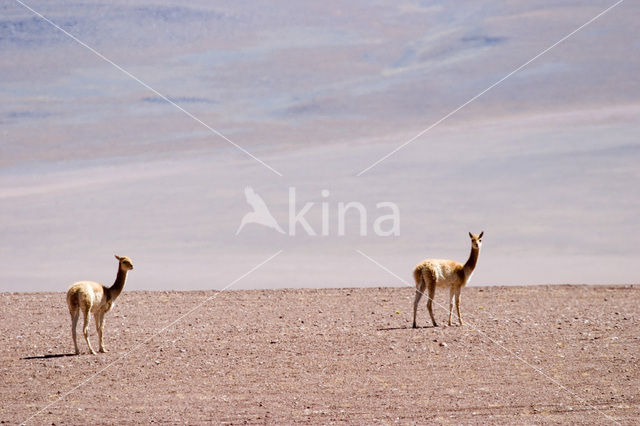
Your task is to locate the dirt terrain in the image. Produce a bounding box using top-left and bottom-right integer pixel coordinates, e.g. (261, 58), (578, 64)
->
(1, 285), (638, 425)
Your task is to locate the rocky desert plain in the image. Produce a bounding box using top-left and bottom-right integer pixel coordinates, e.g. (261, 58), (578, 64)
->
(1, 285), (638, 424)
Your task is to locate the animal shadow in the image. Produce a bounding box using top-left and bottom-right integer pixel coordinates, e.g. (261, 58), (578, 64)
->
(23, 353), (77, 360)
(377, 325), (435, 331)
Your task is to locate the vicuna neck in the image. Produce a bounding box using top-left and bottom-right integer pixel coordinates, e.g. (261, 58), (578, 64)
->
(106, 267), (128, 301)
(463, 246), (480, 278)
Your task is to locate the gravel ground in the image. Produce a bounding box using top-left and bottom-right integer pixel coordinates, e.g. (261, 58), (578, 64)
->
(1, 285), (638, 425)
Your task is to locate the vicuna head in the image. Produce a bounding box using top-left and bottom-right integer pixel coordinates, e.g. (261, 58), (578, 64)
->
(115, 255), (134, 271)
(469, 231), (484, 250)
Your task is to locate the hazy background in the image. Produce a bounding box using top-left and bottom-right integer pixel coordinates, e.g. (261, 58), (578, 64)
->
(1, 0), (638, 291)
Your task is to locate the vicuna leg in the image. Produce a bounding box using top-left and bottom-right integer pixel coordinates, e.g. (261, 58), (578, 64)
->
(448, 287), (456, 326)
(97, 313), (107, 353)
(94, 312), (106, 353)
(70, 308), (80, 355)
(82, 307), (96, 355)
(412, 290), (423, 328)
(426, 279), (437, 327)
(455, 288), (464, 326)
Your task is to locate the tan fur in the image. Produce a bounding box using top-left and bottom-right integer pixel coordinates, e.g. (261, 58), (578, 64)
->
(66, 255), (133, 355)
(412, 232), (483, 328)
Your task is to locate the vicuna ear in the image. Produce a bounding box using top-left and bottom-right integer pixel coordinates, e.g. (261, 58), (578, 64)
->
(479, 231), (484, 238)
(469, 232), (473, 238)
(114, 254), (121, 260)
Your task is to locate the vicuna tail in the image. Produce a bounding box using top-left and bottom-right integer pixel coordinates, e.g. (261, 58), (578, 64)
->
(413, 266), (423, 289)
(67, 289), (79, 313)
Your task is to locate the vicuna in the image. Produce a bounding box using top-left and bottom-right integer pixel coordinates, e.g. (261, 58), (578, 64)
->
(66, 255), (133, 354)
(412, 232), (483, 328)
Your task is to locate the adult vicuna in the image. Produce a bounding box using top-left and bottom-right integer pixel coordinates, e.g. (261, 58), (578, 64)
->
(412, 232), (483, 328)
(66, 255), (134, 354)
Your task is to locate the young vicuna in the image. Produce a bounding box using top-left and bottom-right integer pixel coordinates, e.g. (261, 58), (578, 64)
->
(66, 255), (133, 354)
(412, 232), (483, 328)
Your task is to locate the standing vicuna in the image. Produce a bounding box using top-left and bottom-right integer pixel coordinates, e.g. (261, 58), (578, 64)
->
(66, 255), (133, 354)
(412, 232), (483, 328)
